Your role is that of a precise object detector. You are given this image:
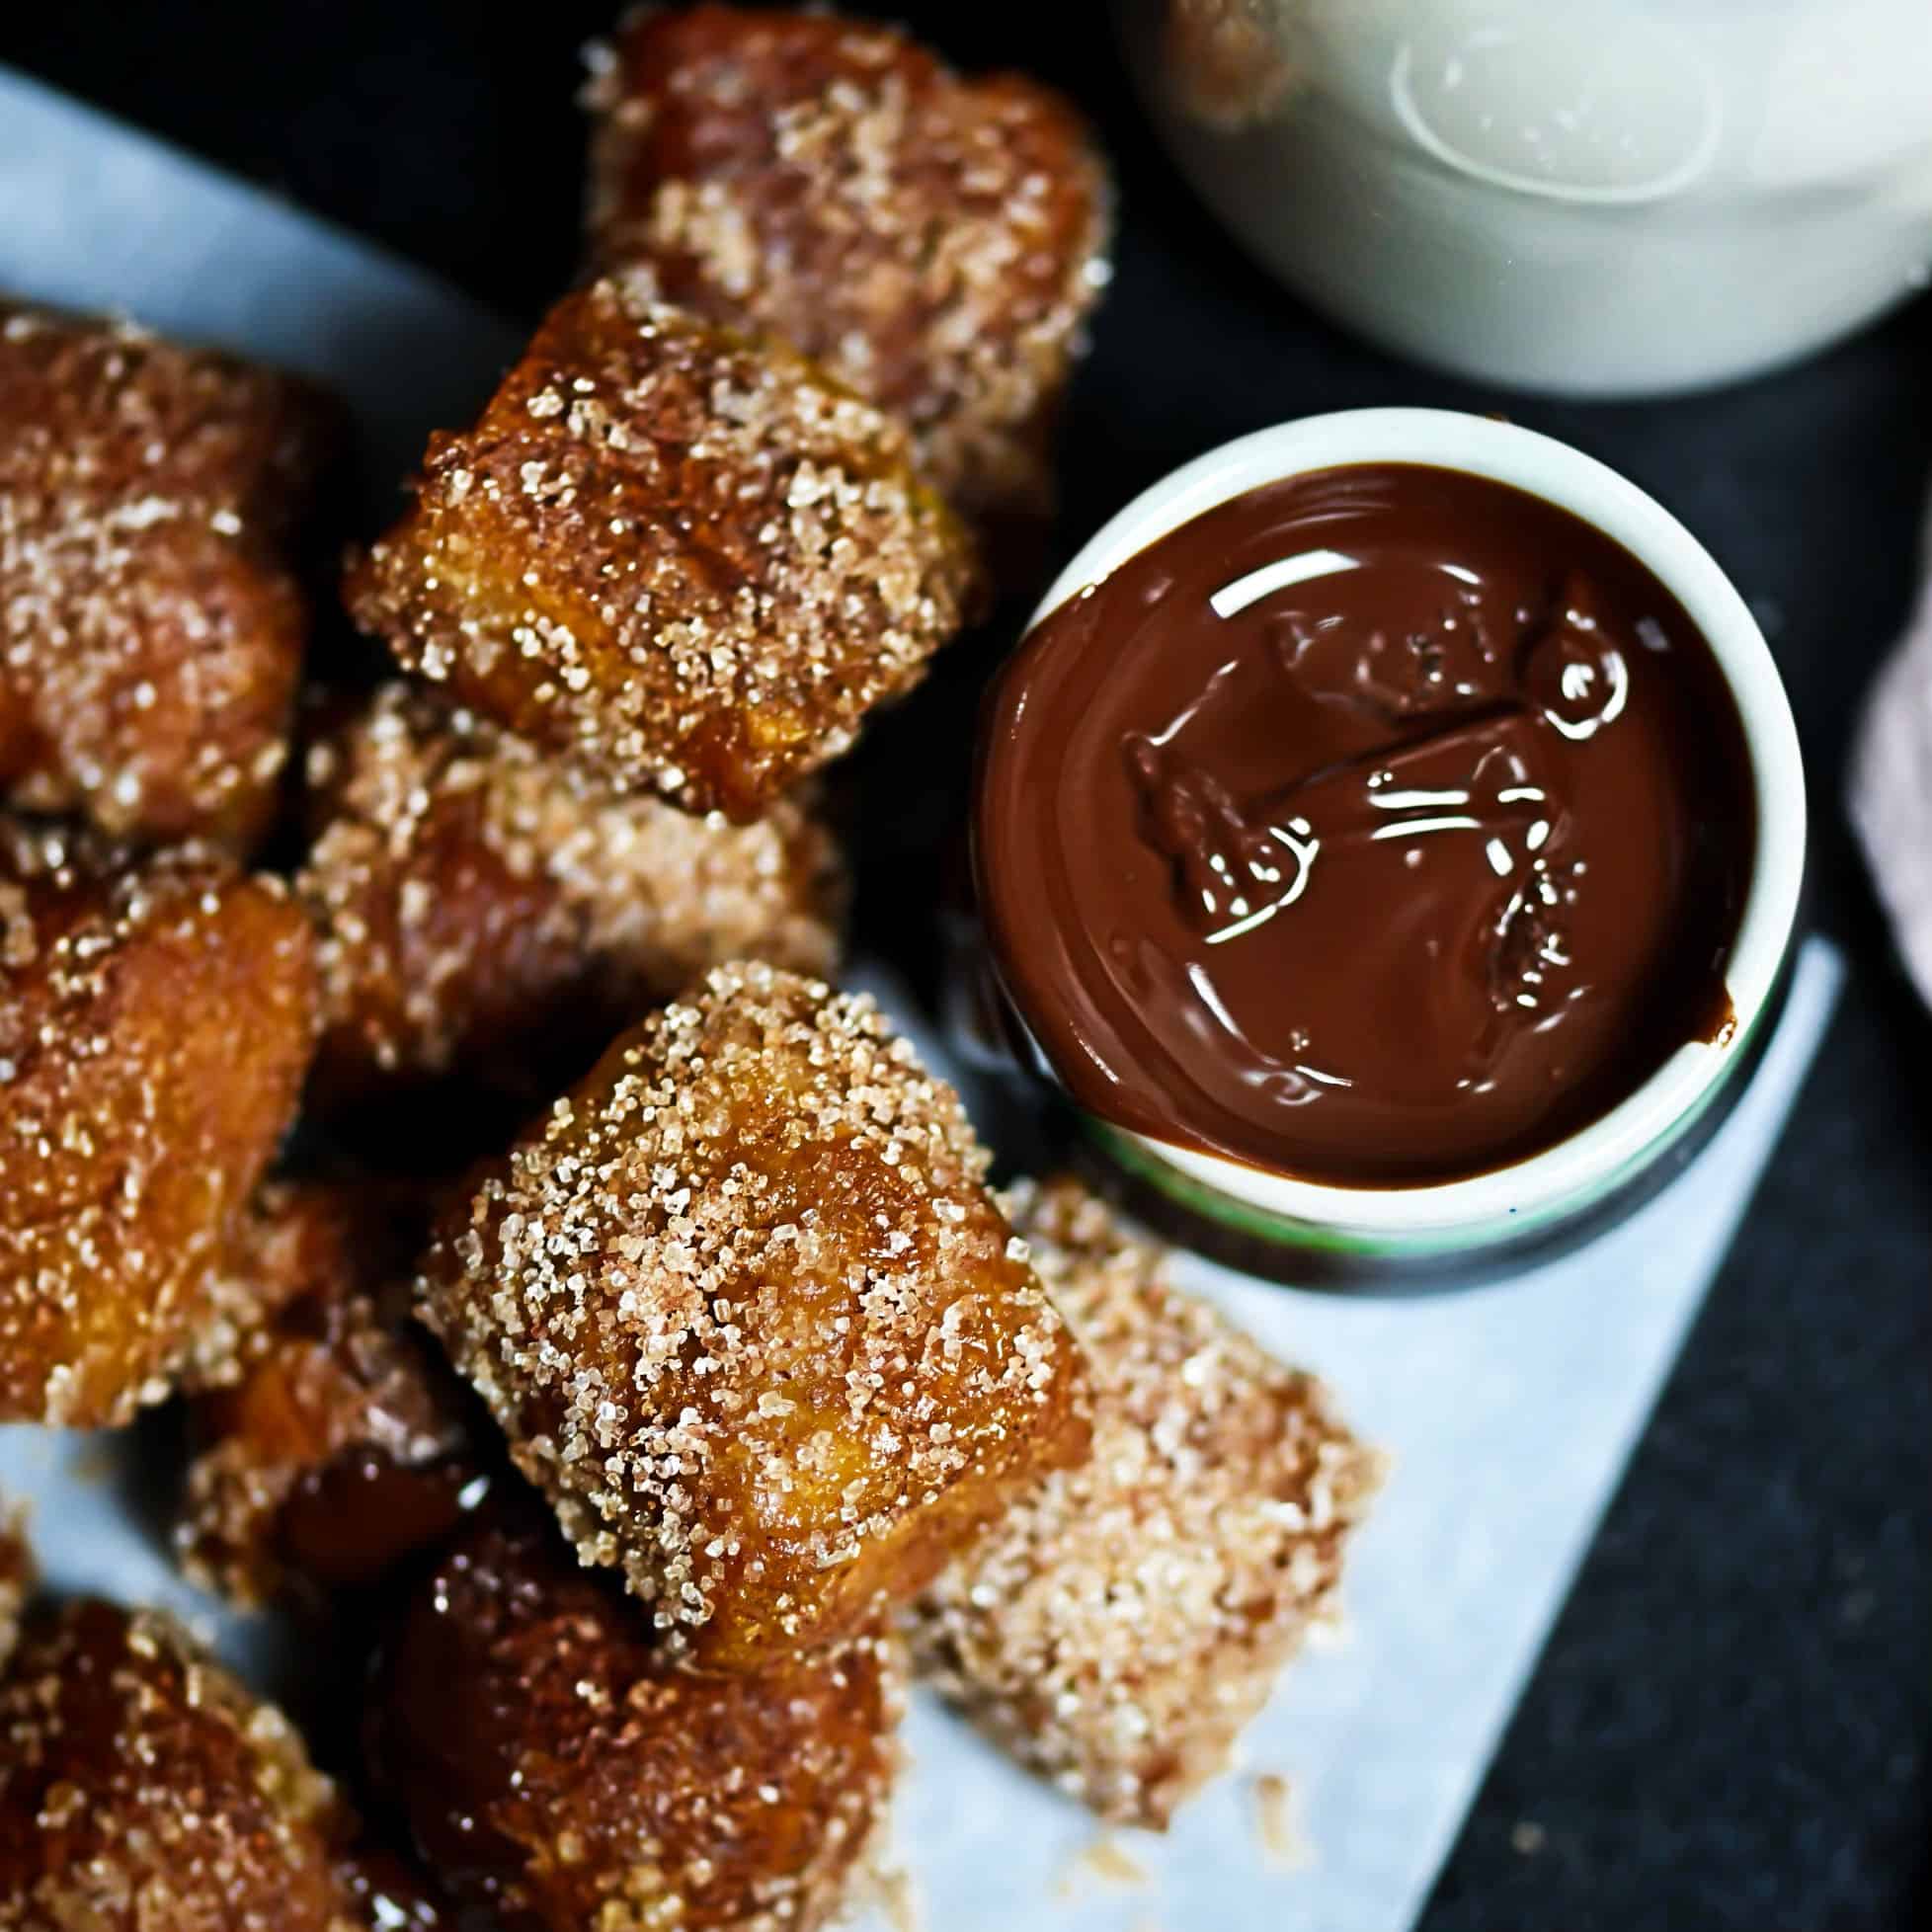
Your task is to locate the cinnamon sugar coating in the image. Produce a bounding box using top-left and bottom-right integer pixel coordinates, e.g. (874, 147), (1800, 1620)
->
(298, 683), (845, 1097)
(584, 5), (1112, 529)
(367, 1504), (901, 1932)
(0, 1600), (365, 1932)
(0, 823), (318, 1426)
(0, 301), (338, 849)
(914, 1177), (1381, 1828)
(419, 961), (1091, 1670)
(171, 1175), (370, 1399)
(176, 1179), (477, 1608)
(343, 280), (977, 821)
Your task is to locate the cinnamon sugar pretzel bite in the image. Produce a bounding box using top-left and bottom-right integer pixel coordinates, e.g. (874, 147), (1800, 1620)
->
(0, 821), (316, 1425)
(298, 683), (844, 1098)
(584, 5), (1112, 532)
(915, 1176), (1381, 1827)
(0, 1600), (374, 1931)
(344, 280), (977, 821)
(418, 960), (1090, 1670)
(367, 1503), (901, 1932)
(0, 301), (338, 849)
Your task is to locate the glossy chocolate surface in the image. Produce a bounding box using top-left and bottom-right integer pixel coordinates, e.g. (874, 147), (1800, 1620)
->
(975, 463), (1756, 1184)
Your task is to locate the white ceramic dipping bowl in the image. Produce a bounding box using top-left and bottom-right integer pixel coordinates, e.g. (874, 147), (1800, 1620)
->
(986, 408), (1806, 1277)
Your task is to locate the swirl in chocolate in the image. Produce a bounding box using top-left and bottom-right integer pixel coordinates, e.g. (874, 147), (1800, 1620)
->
(975, 463), (1755, 1184)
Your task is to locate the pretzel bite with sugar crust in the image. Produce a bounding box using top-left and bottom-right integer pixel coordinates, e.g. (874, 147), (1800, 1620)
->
(367, 1504), (900, 1932)
(419, 961), (1090, 1670)
(584, 5), (1112, 531)
(0, 1600), (366, 1932)
(176, 1179), (480, 1609)
(914, 1176), (1381, 1828)
(298, 683), (845, 1098)
(0, 301), (338, 849)
(0, 822), (317, 1426)
(343, 279), (977, 821)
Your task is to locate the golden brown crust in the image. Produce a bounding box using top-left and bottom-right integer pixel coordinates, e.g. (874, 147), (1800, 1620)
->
(0, 301), (339, 848)
(0, 1503), (29, 1675)
(913, 1176), (1382, 1828)
(0, 1600), (363, 1932)
(0, 824), (318, 1425)
(367, 1505), (901, 1932)
(419, 960), (1091, 1670)
(172, 1175), (378, 1398)
(342, 280), (978, 821)
(175, 1179), (476, 1608)
(584, 5), (1112, 529)
(298, 683), (845, 1097)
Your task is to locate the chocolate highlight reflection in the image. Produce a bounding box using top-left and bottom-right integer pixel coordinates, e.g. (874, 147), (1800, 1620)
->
(976, 464), (1755, 1186)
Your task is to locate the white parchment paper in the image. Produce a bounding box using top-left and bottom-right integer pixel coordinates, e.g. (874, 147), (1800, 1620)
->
(0, 68), (1841, 1932)
(0, 72), (523, 492)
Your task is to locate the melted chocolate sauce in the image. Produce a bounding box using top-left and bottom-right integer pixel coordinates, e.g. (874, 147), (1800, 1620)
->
(975, 463), (1755, 1184)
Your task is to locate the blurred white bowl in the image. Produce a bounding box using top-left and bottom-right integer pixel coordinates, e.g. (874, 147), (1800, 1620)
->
(1123, 0), (1932, 395)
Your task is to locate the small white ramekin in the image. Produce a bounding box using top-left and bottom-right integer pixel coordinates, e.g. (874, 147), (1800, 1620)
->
(1000, 408), (1806, 1270)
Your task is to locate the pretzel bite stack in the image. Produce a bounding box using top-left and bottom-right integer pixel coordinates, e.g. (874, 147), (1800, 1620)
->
(0, 300), (333, 1423)
(584, 4), (1112, 537)
(0, 13), (1383, 1922)
(323, 1), (1112, 1085)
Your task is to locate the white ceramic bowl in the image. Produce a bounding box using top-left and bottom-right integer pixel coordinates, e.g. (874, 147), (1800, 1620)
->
(1008, 408), (1806, 1261)
(1120, 0), (1932, 397)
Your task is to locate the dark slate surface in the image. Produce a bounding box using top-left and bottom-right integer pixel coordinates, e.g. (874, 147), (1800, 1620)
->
(5, 4), (1928, 1925)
